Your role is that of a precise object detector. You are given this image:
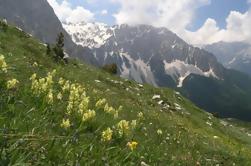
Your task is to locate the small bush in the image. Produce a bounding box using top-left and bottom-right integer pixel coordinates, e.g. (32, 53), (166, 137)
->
(212, 112), (220, 118)
(0, 19), (8, 32)
(102, 63), (118, 74)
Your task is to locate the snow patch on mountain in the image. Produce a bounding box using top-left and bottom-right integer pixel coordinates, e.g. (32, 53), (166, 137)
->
(164, 60), (218, 87)
(204, 68), (219, 79)
(119, 52), (157, 86)
(63, 22), (112, 48)
(228, 57), (237, 65)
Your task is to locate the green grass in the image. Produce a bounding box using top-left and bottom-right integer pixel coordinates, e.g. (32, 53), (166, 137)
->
(0, 21), (251, 165)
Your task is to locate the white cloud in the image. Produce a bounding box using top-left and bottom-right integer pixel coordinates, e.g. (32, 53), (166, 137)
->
(101, 10), (108, 15)
(112, 0), (210, 35)
(47, 0), (94, 23)
(112, 0), (251, 45)
(48, 0), (251, 45)
(184, 10), (251, 45)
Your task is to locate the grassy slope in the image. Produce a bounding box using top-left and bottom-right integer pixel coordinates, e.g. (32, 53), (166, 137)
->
(0, 22), (251, 165)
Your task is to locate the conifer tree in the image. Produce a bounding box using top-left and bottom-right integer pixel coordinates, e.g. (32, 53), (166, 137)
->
(46, 43), (51, 55)
(53, 32), (65, 61)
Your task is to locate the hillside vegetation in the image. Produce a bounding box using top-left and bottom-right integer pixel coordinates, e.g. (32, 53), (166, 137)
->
(0, 20), (251, 165)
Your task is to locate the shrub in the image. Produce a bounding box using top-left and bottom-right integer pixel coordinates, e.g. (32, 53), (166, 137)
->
(212, 112), (220, 118)
(102, 63), (118, 74)
(0, 19), (8, 32)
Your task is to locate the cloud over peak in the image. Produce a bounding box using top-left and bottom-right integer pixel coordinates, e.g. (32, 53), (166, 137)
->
(47, 0), (94, 23)
(47, 0), (251, 45)
(185, 9), (251, 45)
(112, 0), (210, 34)
(111, 0), (251, 45)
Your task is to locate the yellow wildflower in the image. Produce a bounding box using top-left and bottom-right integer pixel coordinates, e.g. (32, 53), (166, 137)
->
(95, 98), (107, 109)
(103, 103), (119, 119)
(67, 83), (87, 114)
(40, 79), (47, 92)
(127, 141), (138, 151)
(67, 101), (74, 112)
(0, 54), (7, 73)
(60, 119), (70, 129)
(108, 106), (116, 114)
(82, 110), (96, 122)
(104, 103), (110, 113)
(6, 79), (19, 89)
(58, 77), (65, 85)
(79, 95), (89, 114)
(101, 127), (113, 142)
(117, 120), (130, 137)
(46, 90), (53, 104)
(78, 85), (85, 94)
(157, 129), (163, 135)
(30, 71), (55, 96)
(46, 74), (53, 86)
(57, 92), (63, 100)
(30, 73), (37, 81)
(62, 80), (70, 92)
(31, 80), (39, 94)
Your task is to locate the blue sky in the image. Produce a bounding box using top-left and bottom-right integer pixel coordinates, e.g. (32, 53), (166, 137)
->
(48, 0), (251, 45)
(81, 1), (118, 25)
(192, 0), (249, 30)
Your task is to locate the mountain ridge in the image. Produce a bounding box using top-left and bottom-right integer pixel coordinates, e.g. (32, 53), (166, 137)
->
(204, 41), (251, 76)
(63, 22), (225, 86)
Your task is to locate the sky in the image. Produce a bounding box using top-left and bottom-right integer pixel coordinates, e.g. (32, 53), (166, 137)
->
(47, 0), (251, 45)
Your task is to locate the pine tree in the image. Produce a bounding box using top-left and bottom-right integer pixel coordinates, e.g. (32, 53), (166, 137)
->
(53, 32), (65, 61)
(46, 43), (51, 55)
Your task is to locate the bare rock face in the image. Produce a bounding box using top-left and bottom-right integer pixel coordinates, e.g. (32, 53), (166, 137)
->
(204, 41), (251, 76)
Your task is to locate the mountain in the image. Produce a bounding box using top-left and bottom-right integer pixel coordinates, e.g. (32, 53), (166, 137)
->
(1, 19), (251, 165)
(64, 22), (251, 121)
(204, 41), (251, 76)
(63, 22), (112, 49)
(63, 22), (224, 87)
(0, 0), (92, 59)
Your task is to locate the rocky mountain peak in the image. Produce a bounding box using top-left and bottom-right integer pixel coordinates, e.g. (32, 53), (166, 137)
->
(63, 22), (224, 87)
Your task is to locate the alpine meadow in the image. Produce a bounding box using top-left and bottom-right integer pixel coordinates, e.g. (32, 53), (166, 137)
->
(1, 0), (251, 165)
